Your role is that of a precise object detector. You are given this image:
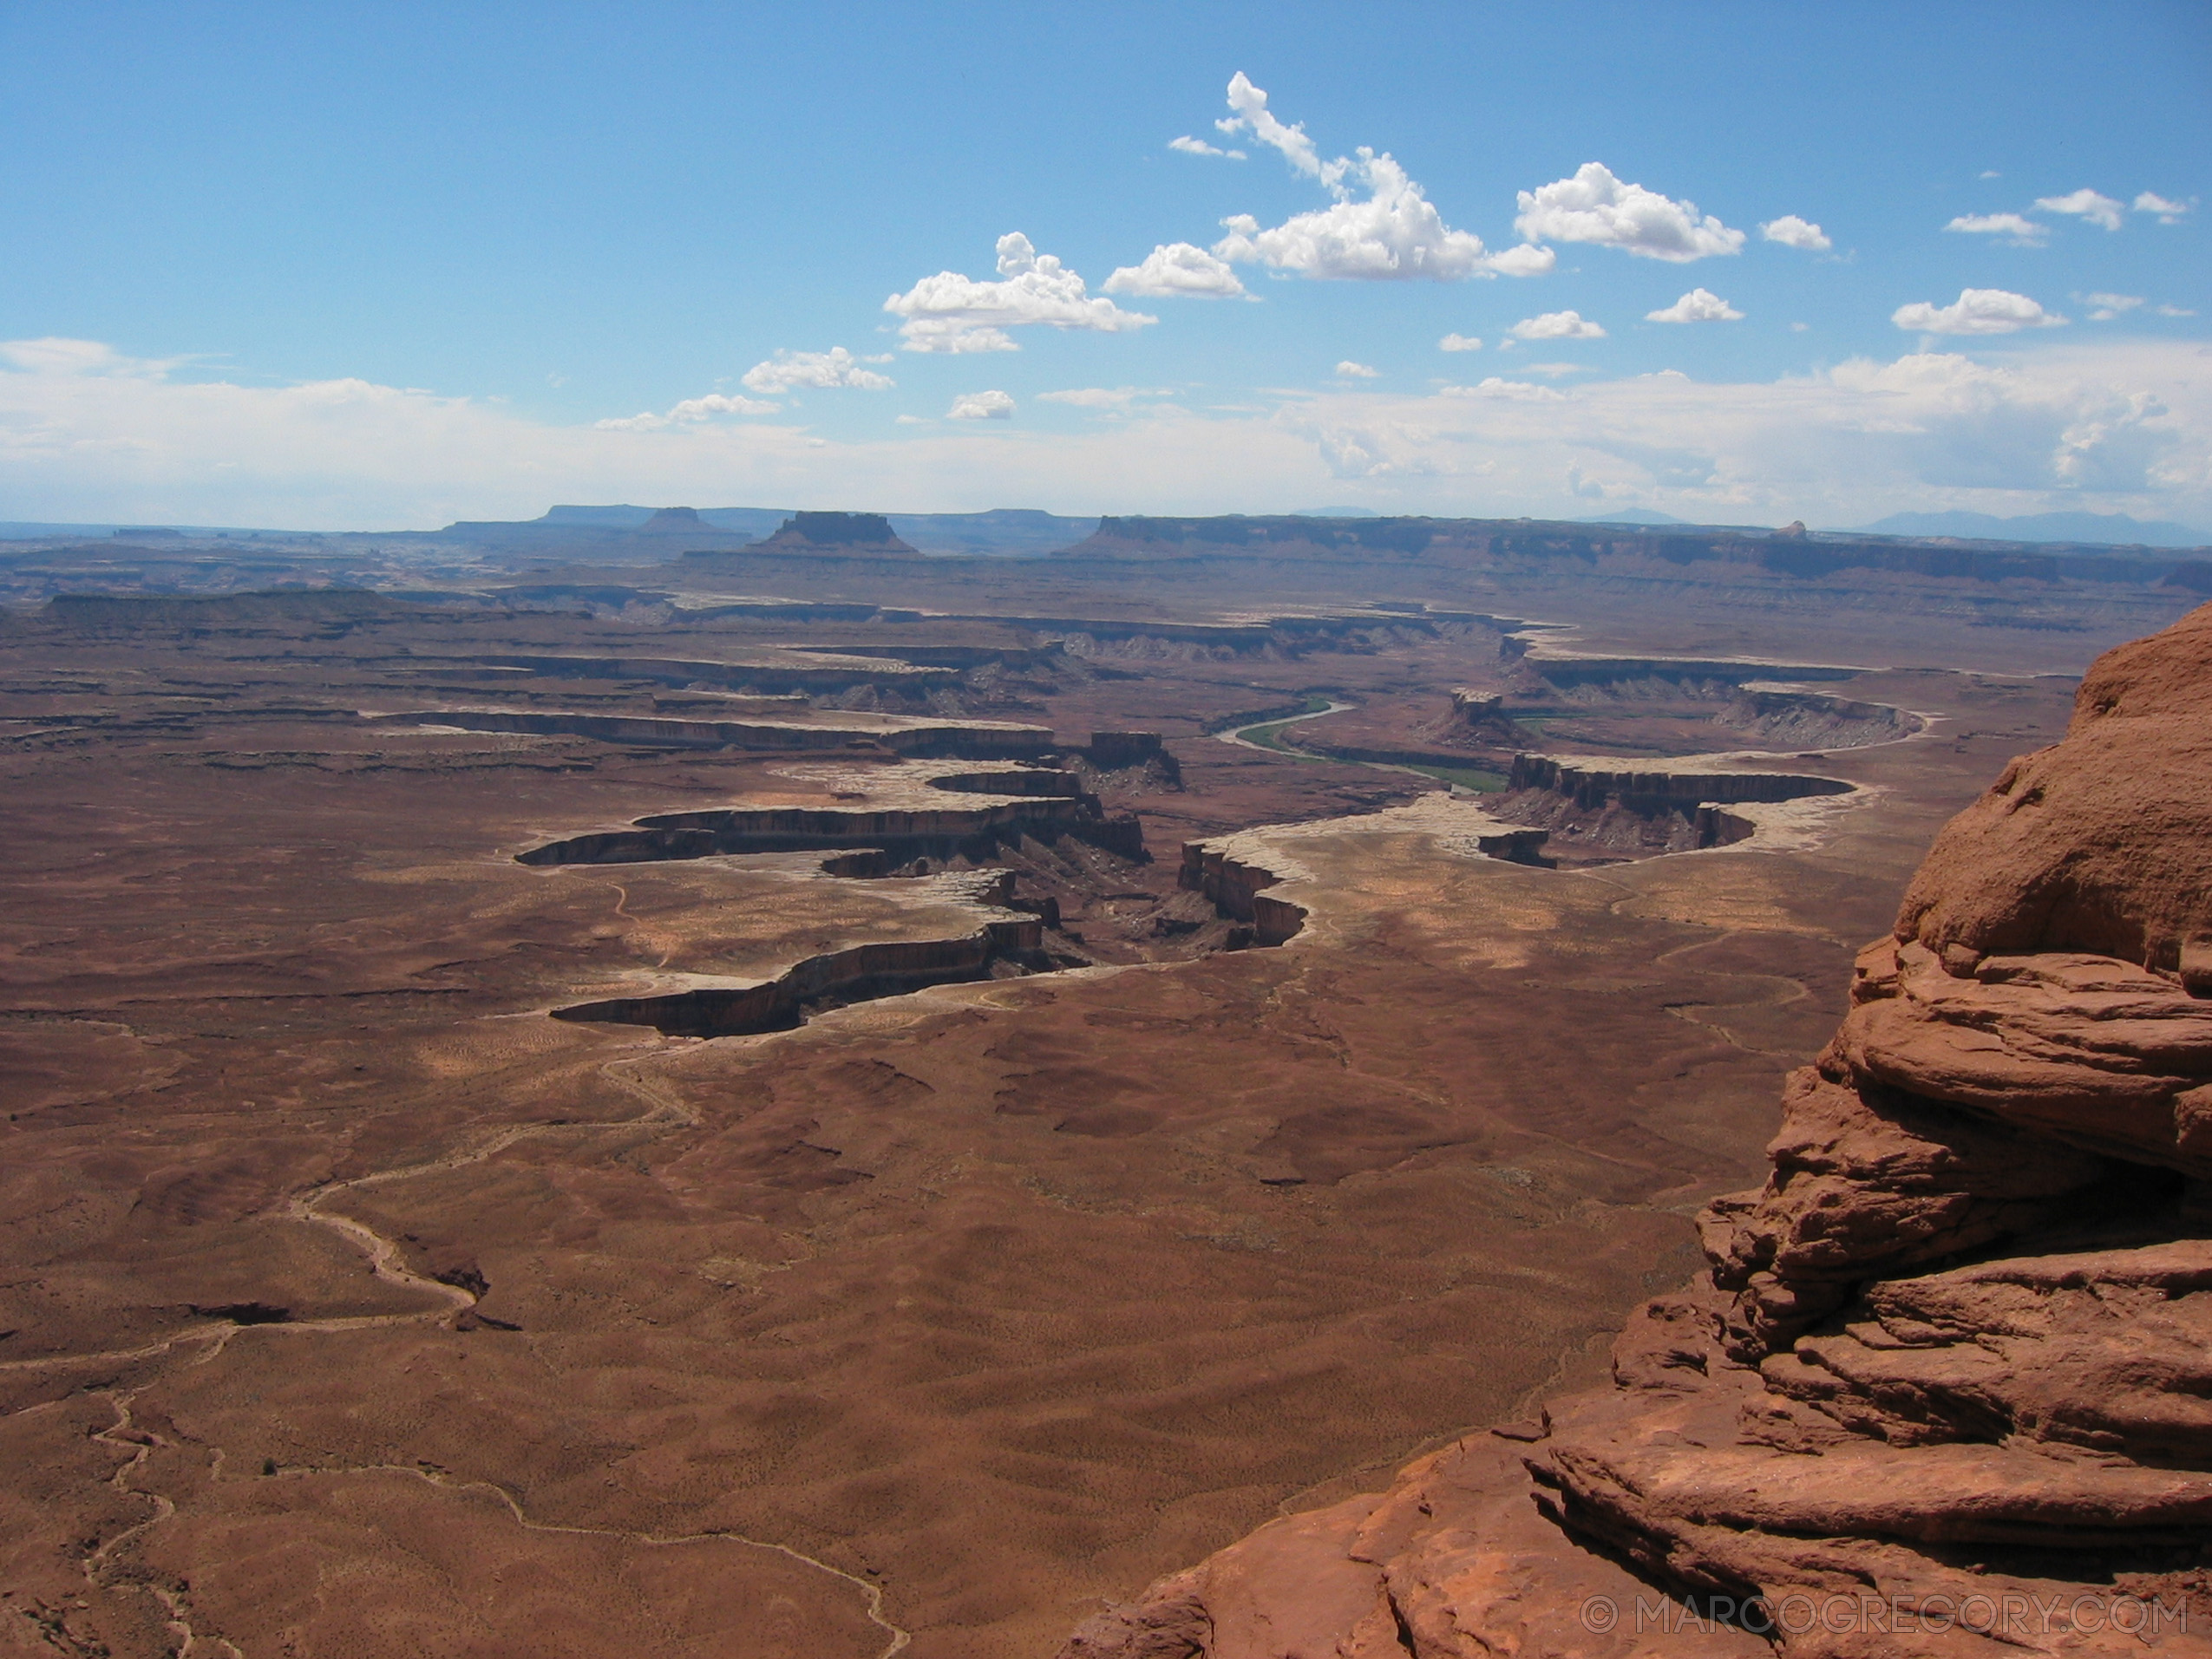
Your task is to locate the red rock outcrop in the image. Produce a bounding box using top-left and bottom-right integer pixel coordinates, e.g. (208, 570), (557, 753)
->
(1061, 604), (2212, 1656)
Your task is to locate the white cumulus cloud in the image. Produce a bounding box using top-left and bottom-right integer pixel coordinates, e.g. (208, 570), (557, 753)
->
(1168, 134), (1245, 160)
(884, 233), (1155, 353)
(2035, 188), (2125, 232)
(1213, 153), (1545, 281)
(1646, 288), (1744, 323)
(1892, 288), (2068, 335)
(596, 391), (779, 431)
(1513, 163), (1744, 262)
(1204, 74), (1548, 282)
(1510, 310), (1607, 341)
(1336, 361), (1380, 379)
(2085, 293), (2144, 322)
(1944, 212), (2049, 247)
(1760, 215), (1831, 251)
(948, 389), (1015, 421)
(1439, 333), (1482, 352)
(1482, 243), (1559, 277)
(1215, 70), (1335, 186)
(2136, 192), (2192, 225)
(1103, 241), (1247, 298)
(739, 347), (895, 395)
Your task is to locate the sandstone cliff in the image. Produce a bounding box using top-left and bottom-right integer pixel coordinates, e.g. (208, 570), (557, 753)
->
(1060, 603), (2212, 1656)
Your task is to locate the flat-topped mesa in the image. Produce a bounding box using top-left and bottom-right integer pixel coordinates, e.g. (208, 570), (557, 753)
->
(1063, 604), (2212, 1659)
(737, 511), (925, 558)
(635, 506), (713, 534)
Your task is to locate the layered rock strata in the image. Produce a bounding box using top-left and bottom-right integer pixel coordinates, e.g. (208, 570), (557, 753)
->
(1063, 604), (2212, 1656)
(1506, 753), (1855, 813)
(1178, 840), (1309, 946)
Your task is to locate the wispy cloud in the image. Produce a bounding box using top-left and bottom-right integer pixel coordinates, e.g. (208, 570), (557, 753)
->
(7, 336), (2205, 534)
(596, 391), (779, 430)
(1944, 212), (2048, 247)
(1168, 134), (1244, 160)
(1036, 386), (1173, 408)
(0, 336), (180, 376)
(1335, 361), (1380, 379)
(2034, 187), (2125, 231)
(2135, 191), (2193, 225)
(1440, 377), (1566, 402)
(1438, 333), (1482, 352)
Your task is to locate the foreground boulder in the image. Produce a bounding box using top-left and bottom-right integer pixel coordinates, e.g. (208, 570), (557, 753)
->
(1060, 604), (2212, 1656)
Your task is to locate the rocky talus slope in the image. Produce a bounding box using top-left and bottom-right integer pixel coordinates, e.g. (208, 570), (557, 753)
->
(1060, 604), (2212, 1656)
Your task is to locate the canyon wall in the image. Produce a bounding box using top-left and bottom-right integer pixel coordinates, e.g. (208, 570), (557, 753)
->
(553, 912), (1044, 1038)
(1178, 842), (1307, 946)
(1507, 754), (1855, 813)
(1065, 603), (2212, 1656)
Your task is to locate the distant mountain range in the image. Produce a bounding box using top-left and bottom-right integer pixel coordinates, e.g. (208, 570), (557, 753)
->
(10, 502), (2208, 556)
(1573, 508), (1687, 526)
(534, 504), (1097, 555)
(1569, 507), (2212, 547)
(1855, 510), (2211, 548)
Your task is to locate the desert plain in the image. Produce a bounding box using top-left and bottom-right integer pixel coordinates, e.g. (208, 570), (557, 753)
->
(1, 511), (2202, 1656)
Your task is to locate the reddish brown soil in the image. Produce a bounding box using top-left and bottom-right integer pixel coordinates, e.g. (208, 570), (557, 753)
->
(0, 575), (2092, 1657)
(1056, 606), (2212, 1658)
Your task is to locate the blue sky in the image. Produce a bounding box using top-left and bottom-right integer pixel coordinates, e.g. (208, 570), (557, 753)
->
(3, 1), (2208, 529)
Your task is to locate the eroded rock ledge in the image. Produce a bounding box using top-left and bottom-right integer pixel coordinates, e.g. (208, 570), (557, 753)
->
(1060, 603), (2212, 1657)
(516, 758), (1147, 867)
(553, 871), (1049, 1037)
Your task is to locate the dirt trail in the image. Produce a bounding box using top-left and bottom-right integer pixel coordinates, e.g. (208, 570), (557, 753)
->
(34, 1042), (910, 1659)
